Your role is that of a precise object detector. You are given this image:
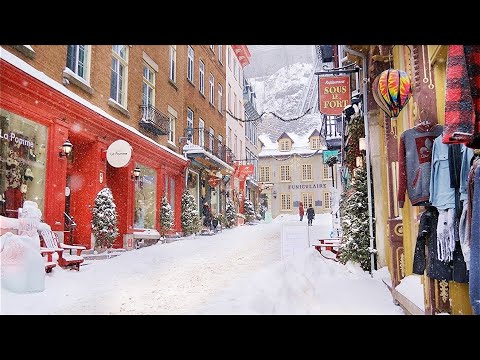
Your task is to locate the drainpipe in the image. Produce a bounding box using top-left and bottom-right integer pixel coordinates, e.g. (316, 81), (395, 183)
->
(343, 46), (375, 275)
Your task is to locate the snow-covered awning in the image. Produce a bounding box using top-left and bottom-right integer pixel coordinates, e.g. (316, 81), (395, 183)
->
(183, 144), (234, 172)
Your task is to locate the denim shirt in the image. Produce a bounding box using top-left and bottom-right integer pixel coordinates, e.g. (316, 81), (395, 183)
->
(460, 145), (474, 201)
(429, 136), (455, 210)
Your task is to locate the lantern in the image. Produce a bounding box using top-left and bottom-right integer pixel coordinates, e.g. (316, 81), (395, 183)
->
(372, 69), (412, 118)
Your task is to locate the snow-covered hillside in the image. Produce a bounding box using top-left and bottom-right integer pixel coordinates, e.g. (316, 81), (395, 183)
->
(249, 62), (323, 142)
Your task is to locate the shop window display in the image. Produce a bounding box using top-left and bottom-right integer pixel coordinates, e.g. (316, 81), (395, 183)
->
(133, 164), (157, 229)
(0, 110), (47, 217)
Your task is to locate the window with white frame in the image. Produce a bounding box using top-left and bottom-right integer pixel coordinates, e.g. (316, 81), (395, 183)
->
(323, 192), (332, 209)
(210, 45), (215, 52)
(281, 193), (292, 211)
(279, 139), (291, 151)
(142, 63), (155, 107)
(187, 108), (194, 141)
(218, 83), (223, 113)
(168, 108), (176, 144)
(198, 118), (205, 147)
(218, 135), (223, 154)
(238, 100), (242, 120)
(187, 46), (194, 82)
(169, 45), (177, 83)
(209, 74), (214, 105)
(234, 93), (237, 117)
(323, 163), (332, 179)
(239, 67), (243, 88)
(228, 83), (232, 112)
(66, 45), (90, 81)
(218, 45), (223, 63)
(199, 60), (205, 95)
(209, 127), (215, 152)
(311, 137), (321, 149)
(110, 45), (128, 106)
(302, 164), (313, 181)
(228, 46), (232, 69)
(302, 193), (314, 208)
(239, 140), (243, 159)
(228, 127), (232, 149)
(233, 59), (238, 79)
(234, 134), (238, 158)
(280, 165), (291, 182)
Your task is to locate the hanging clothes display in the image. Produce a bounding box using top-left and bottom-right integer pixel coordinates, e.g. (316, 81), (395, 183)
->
(468, 157), (480, 314)
(413, 206), (453, 281)
(398, 123), (444, 208)
(443, 45), (480, 148)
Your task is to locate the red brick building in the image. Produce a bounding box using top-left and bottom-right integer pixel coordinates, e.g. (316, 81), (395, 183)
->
(0, 45), (230, 249)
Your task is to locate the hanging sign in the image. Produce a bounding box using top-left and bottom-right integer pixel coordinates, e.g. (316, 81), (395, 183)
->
(208, 176), (221, 187)
(236, 165), (254, 180)
(319, 76), (351, 115)
(323, 150), (339, 163)
(106, 140), (132, 168)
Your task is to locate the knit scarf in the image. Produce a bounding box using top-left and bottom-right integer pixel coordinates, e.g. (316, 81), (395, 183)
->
(436, 208), (456, 262)
(443, 45), (480, 148)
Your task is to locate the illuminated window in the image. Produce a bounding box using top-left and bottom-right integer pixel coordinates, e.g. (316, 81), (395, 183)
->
(281, 193), (292, 211)
(280, 165), (291, 182)
(302, 164), (313, 181)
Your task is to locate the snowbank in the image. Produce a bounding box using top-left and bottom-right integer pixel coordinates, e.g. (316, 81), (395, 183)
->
(395, 275), (425, 311)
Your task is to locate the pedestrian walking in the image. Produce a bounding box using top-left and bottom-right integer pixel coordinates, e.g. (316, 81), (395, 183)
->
(306, 204), (315, 226)
(299, 202), (304, 221)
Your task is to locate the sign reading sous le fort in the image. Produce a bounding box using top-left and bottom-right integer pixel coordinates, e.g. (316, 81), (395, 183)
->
(287, 183), (327, 190)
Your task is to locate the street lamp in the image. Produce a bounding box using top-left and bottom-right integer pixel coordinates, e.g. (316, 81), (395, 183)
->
(59, 139), (73, 157)
(273, 190), (277, 199)
(132, 166), (141, 181)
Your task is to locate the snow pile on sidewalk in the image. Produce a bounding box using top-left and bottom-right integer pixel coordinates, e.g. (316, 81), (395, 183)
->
(395, 275), (425, 311)
(197, 248), (403, 315)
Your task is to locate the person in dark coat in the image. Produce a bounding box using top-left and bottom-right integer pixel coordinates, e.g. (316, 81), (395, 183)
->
(306, 204), (315, 226)
(202, 203), (211, 229)
(298, 202), (305, 221)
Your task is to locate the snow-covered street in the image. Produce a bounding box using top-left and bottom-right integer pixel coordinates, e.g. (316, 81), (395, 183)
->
(1, 214), (402, 315)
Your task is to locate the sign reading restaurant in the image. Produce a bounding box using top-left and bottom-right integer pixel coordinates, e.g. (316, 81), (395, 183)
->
(319, 75), (351, 115)
(287, 183), (327, 190)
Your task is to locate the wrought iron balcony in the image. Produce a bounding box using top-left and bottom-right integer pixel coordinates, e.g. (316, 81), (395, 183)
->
(139, 105), (169, 136)
(184, 127), (236, 166)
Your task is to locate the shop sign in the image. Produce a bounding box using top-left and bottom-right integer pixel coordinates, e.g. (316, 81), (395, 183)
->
(208, 176), (221, 187)
(323, 150), (339, 163)
(319, 76), (351, 115)
(236, 165), (254, 180)
(106, 140), (132, 168)
(0, 129), (34, 148)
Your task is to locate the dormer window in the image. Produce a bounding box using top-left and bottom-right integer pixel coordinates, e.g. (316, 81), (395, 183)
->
(279, 139), (291, 151)
(311, 137), (321, 150)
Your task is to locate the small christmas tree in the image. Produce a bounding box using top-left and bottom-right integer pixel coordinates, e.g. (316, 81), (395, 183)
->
(181, 189), (200, 235)
(225, 198), (236, 228)
(243, 198), (255, 223)
(338, 166), (373, 271)
(91, 187), (119, 249)
(160, 195), (174, 237)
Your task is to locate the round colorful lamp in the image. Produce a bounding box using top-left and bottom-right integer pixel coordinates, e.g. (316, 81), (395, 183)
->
(372, 69), (412, 118)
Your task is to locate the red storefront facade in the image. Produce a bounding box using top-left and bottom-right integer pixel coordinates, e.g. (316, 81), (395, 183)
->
(0, 57), (188, 249)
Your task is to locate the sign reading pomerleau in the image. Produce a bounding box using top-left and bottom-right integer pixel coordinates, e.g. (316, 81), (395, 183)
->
(319, 75), (351, 115)
(107, 139), (132, 168)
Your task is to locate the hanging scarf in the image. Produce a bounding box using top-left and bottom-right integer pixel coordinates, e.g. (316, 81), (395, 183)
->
(443, 45), (480, 147)
(436, 208), (456, 262)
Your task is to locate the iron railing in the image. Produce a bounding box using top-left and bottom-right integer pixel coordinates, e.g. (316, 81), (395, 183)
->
(184, 128), (236, 166)
(139, 105), (170, 136)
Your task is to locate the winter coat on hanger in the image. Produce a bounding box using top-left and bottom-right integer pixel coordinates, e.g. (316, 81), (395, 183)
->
(429, 135), (456, 210)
